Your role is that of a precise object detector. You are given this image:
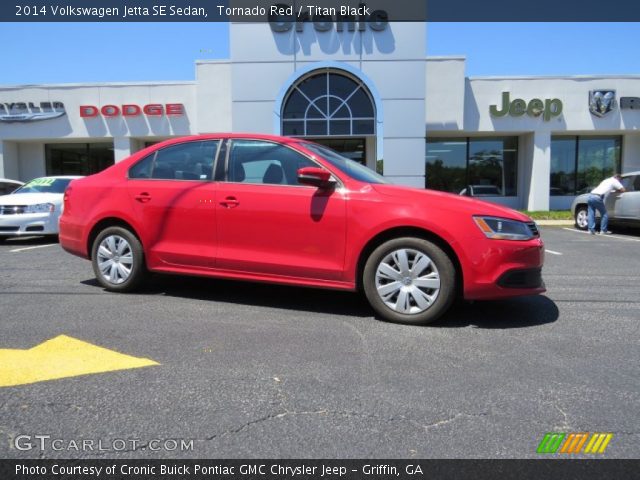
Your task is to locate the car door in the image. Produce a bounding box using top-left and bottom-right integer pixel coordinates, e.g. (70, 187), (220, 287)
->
(215, 139), (347, 281)
(619, 175), (640, 219)
(126, 140), (220, 269)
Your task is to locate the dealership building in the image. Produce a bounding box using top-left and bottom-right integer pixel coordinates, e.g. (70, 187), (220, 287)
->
(1, 22), (639, 210)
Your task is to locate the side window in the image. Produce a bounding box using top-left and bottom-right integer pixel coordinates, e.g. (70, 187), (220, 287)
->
(227, 140), (317, 186)
(129, 141), (219, 180)
(129, 154), (154, 179)
(621, 176), (636, 192)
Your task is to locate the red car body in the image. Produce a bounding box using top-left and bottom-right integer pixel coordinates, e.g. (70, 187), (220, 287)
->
(60, 134), (544, 324)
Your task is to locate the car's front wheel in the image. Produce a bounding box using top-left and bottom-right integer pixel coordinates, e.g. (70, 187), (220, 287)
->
(363, 237), (456, 325)
(575, 206), (588, 230)
(91, 226), (146, 292)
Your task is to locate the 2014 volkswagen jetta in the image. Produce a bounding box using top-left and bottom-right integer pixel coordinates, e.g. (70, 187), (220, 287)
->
(59, 134), (545, 325)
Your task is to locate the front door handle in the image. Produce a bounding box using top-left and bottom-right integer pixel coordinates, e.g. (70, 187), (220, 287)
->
(220, 196), (239, 208)
(135, 192), (151, 203)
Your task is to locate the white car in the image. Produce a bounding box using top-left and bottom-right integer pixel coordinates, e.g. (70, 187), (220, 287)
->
(0, 176), (82, 241)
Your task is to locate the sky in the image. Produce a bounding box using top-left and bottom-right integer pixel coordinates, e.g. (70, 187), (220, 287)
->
(1, 22), (639, 84)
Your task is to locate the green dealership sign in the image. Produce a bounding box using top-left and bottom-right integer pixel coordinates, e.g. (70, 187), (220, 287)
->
(490, 92), (563, 121)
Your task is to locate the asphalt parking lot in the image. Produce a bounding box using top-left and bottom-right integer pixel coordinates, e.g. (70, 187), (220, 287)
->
(0, 226), (638, 459)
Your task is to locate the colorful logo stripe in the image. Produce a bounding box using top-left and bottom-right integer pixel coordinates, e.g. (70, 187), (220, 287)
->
(537, 433), (613, 454)
(583, 433), (614, 454)
(537, 433), (565, 453)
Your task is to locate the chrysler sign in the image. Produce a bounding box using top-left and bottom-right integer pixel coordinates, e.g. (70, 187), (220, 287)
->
(0, 102), (66, 122)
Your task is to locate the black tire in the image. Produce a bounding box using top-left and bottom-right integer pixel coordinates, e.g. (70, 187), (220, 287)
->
(91, 226), (146, 292)
(574, 206), (589, 230)
(363, 237), (456, 325)
(0, 236), (7, 244)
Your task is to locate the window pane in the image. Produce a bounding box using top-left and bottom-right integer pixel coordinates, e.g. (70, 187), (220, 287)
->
(348, 88), (374, 117)
(307, 99), (327, 118)
(129, 154), (154, 179)
(282, 89), (308, 119)
(576, 137), (621, 194)
(353, 119), (374, 135)
(228, 140), (316, 186)
(330, 120), (350, 135)
(296, 74), (326, 101)
(468, 137), (518, 196)
(329, 73), (357, 100)
(282, 121), (305, 136)
(425, 138), (467, 193)
(306, 120), (328, 136)
(550, 137), (577, 195)
(152, 141), (218, 180)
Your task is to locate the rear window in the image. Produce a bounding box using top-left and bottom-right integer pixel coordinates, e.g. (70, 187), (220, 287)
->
(13, 177), (72, 194)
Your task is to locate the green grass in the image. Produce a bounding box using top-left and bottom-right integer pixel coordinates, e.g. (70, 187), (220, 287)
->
(519, 210), (573, 220)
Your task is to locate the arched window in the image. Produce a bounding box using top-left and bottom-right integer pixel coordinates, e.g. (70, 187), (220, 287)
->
(281, 70), (376, 137)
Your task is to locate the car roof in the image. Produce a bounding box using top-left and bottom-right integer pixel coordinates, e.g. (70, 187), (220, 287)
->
(0, 178), (24, 184)
(148, 133), (305, 150)
(29, 175), (84, 180)
(623, 171), (640, 177)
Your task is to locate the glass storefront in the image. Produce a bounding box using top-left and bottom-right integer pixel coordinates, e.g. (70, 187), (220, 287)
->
(425, 137), (518, 196)
(550, 136), (621, 195)
(45, 143), (114, 176)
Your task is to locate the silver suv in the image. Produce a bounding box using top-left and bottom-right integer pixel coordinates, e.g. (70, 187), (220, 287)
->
(571, 171), (640, 230)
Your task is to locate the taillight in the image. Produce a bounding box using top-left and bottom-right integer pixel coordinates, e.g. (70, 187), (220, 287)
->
(63, 187), (71, 212)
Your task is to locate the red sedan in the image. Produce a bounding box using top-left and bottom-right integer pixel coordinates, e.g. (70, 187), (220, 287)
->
(60, 134), (545, 325)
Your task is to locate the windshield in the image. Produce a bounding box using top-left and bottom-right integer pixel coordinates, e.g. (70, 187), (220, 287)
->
(13, 177), (72, 194)
(301, 142), (390, 185)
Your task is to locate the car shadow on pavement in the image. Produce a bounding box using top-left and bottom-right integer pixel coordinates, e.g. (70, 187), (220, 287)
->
(83, 275), (374, 318)
(435, 295), (559, 329)
(83, 275), (559, 328)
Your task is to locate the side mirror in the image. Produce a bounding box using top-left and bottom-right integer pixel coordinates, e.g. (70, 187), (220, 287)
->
(297, 167), (335, 189)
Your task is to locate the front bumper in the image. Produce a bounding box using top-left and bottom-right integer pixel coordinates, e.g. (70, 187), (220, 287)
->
(0, 212), (59, 236)
(462, 236), (546, 300)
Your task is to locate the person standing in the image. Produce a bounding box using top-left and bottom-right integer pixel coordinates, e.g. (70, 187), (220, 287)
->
(587, 174), (626, 235)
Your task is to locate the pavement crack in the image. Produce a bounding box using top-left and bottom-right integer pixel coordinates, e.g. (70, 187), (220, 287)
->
(422, 412), (488, 430)
(553, 402), (571, 430)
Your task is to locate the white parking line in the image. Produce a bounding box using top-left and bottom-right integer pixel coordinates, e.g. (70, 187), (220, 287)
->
(562, 227), (640, 242)
(545, 249), (563, 255)
(10, 244), (57, 253)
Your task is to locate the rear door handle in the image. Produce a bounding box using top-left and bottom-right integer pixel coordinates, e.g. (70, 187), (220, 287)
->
(135, 192), (151, 203)
(220, 196), (239, 208)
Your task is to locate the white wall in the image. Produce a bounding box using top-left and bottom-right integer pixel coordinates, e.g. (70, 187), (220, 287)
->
(17, 143), (45, 181)
(0, 141), (18, 179)
(196, 61), (233, 133)
(426, 57), (466, 131)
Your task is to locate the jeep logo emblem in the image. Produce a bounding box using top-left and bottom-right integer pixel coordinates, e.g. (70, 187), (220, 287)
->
(490, 92), (563, 121)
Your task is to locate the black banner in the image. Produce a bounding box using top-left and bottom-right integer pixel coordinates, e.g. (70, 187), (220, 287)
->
(4, 0), (640, 22)
(0, 459), (638, 480)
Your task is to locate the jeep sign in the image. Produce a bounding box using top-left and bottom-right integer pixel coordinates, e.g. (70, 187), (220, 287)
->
(490, 92), (563, 121)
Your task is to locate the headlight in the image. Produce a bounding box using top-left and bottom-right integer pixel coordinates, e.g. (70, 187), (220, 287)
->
(473, 216), (534, 241)
(24, 203), (55, 213)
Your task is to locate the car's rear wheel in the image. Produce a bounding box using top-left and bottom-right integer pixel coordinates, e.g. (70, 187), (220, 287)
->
(91, 226), (146, 292)
(575, 206), (588, 230)
(363, 237), (456, 325)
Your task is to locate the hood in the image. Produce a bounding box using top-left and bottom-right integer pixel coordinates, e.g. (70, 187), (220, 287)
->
(0, 192), (63, 205)
(372, 184), (532, 222)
